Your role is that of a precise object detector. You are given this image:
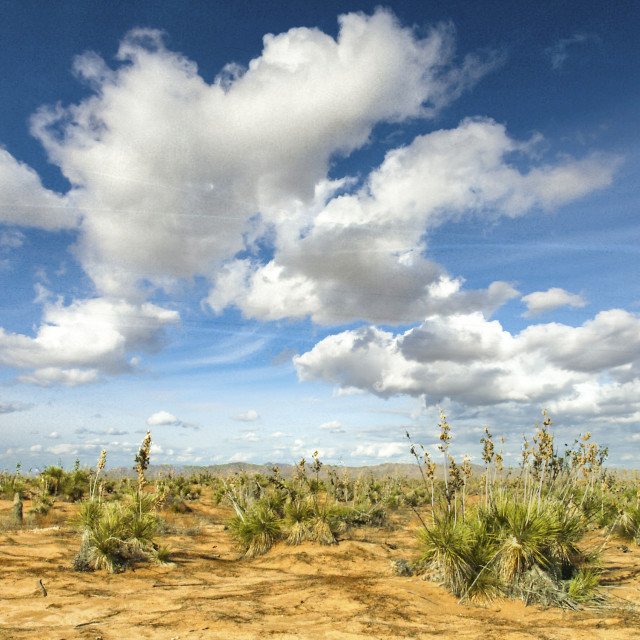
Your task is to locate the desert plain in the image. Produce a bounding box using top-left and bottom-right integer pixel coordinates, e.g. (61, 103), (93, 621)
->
(2, 488), (640, 640)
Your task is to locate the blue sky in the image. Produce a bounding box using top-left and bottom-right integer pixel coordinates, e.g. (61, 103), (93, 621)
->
(1, 0), (639, 471)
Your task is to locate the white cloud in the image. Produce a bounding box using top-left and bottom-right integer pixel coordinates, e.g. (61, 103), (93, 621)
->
(0, 149), (78, 230)
(229, 451), (255, 462)
(353, 442), (407, 459)
(146, 410), (180, 427)
(0, 230), (25, 249)
(295, 309), (640, 416)
(232, 409), (260, 422)
(0, 296), (179, 385)
(27, 11), (498, 300)
(235, 431), (260, 442)
(522, 287), (587, 316)
(319, 420), (344, 433)
(47, 432), (60, 439)
(18, 367), (101, 387)
(207, 118), (615, 325)
(30, 445), (42, 453)
(46, 443), (100, 456)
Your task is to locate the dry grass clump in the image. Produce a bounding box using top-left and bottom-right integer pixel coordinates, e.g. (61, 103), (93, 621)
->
(72, 433), (169, 572)
(222, 452), (397, 556)
(413, 410), (610, 608)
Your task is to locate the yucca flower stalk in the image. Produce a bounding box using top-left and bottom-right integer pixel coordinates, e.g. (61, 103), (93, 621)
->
(134, 430), (152, 500)
(437, 410), (452, 509)
(480, 427), (495, 506)
(89, 449), (107, 502)
(461, 456), (472, 520)
(284, 498), (313, 545)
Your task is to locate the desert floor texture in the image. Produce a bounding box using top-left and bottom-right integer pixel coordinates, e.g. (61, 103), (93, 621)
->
(2, 492), (640, 640)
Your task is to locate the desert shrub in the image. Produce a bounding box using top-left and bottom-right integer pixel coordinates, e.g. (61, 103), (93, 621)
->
(73, 434), (165, 573)
(72, 541), (95, 572)
(309, 500), (345, 545)
(612, 506), (640, 541)
(1, 465), (25, 500)
(228, 498), (283, 557)
(154, 543), (173, 565)
(157, 475), (202, 502)
(344, 502), (389, 528)
(412, 411), (607, 608)
(390, 559), (415, 576)
(74, 492), (162, 572)
(81, 502), (131, 572)
(284, 498), (313, 545)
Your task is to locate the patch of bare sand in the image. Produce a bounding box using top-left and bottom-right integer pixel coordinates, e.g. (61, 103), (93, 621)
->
(1, 496), (640, 639)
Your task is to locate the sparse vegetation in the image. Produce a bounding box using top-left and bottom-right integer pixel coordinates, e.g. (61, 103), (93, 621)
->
(410, 410), (616, 608)
(2, 408), (639, 621)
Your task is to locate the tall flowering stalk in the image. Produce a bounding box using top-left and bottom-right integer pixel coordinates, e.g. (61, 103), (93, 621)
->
(90, 449), (107, 502)
(438, 410), (452, 509)
(461, 456), (473, 520)
(480, 427), (495, 506)
(134, 431), (152, 499)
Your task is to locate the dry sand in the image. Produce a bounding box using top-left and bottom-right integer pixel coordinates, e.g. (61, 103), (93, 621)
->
(2, 493), (640, 639)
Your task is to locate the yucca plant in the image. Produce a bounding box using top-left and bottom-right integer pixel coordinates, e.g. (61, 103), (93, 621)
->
(566, 567), (603, 604)
(228, 499), (283, 558)
(412, 410), (605, 608)
(309, 500), (345, 545)
(153, 543), (173, 565)
(613, 506), (640, 541)
(483, 497), (560, 581)
(83, 502), (129, 572)
(417, 509), (475, 597)
(284, 498), (313, 545)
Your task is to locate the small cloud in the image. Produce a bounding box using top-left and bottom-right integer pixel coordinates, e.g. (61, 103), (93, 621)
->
(235, 431), (260, 442)
(546, 33), (599, 70)
(33, 283), (52, 304)
(319, 420), (345, 433)
(146, 410), (181, 427)
(522, 287), (587, 316)
(0, 230), (24, 249)
(229, 451), (255, 462)
(270, 431), (287, 438)
(0, 400), (32, 414)
(47, 431), (60, 439)
(30, 444), (42, 453)
(232, 409), (260, 422)
(107, 427), (128, 436)
(353, 442), (407, 459)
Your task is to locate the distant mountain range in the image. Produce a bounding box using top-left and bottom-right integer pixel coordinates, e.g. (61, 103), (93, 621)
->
(105, 460), (487, 481)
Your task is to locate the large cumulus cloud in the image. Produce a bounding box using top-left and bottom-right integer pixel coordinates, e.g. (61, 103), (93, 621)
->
(0, 296), (178, 385)
(27, 11), (498, 298)
(206, 118), (615, 324)
(0, 9), (622, 389)
(294, 309), (640, 420)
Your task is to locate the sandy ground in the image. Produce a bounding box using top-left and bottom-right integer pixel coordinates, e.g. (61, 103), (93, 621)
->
(2, 493), (640, 640)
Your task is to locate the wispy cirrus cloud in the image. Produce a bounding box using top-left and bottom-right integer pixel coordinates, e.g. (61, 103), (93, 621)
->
(546, 33), (599, 70)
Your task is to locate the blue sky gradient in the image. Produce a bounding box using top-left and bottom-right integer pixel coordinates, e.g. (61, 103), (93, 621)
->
(0, 0), (639, 470)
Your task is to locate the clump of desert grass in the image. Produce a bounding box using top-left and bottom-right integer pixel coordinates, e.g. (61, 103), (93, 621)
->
(224, 452), (380, 556)
(412, 410), (609, 609)
(284, 497), (313, 545)
(228, 497), (284, 557)
(73, 432), (168, 572)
